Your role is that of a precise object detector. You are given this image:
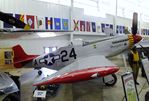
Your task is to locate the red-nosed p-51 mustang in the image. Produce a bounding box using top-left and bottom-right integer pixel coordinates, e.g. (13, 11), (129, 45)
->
(0, 11), (142, 86)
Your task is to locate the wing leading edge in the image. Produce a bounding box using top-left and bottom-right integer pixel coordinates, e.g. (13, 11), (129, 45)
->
(33, 55), (119, 86)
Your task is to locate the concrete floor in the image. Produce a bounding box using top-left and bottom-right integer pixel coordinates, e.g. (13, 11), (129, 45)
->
(0, 55), (149, 101)
(20, 69), (104, 101)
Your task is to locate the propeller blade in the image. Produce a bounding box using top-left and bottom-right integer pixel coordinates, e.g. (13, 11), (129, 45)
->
(0, 11), (30, 30)
(132, 12), (138, 35)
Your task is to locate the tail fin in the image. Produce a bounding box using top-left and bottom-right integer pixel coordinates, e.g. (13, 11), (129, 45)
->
(12, 44), (28, 59)
(12, 44), (38, 68)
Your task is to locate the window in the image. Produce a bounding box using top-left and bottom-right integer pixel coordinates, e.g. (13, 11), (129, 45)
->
(44, 47), (57, 53)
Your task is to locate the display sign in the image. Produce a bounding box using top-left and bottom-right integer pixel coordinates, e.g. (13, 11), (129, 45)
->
(121, 72), (139, 101)
(33, 90), (47, 98)
(141, 58), (149, 84)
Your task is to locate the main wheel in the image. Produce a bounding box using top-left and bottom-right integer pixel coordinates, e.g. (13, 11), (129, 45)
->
(103, 74), (117, 86)
(38, 70), (42, 75)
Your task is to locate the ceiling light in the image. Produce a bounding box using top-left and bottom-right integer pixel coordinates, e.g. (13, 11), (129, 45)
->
(37, 32), (56, 37)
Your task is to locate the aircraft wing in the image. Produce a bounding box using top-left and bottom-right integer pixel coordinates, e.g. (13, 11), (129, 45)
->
(33, 55), (119, 86)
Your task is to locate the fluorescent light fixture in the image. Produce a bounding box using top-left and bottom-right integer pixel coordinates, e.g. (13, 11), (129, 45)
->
(37, 32), (56, 37)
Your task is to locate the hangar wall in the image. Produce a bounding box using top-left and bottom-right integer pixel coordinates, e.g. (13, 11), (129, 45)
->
(1, 0), (149, 31)
(0, 35), (70, 54)
(0, 0), (149, 54)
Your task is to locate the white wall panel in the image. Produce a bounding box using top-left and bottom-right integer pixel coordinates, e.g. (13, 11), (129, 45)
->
(0, 0), (69, 17)
(0, 35), (70, 54)
(1, 0), (149, 54)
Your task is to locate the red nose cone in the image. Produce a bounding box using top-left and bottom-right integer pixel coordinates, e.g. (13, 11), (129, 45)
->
(133, 35), (142, 44)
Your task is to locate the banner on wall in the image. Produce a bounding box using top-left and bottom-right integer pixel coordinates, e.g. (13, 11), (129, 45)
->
(54, 18), (61, 30)
(26, 15), (35, 29)
(3, 13), (13, 28)
(62, 19), (69, 30)
(45, 17), (53, 30)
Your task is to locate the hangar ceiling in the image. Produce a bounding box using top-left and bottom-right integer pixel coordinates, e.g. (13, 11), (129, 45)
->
(36, 0), (149, 22)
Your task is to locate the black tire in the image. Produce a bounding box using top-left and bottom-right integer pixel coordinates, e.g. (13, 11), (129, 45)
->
(103, 74), (117, 86)
(38, 70), (42, 75)
(3, 93), (20, 101)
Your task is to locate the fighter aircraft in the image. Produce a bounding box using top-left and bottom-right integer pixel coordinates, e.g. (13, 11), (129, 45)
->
(32, 13), (142, 86)
(0, 11), (142, 86)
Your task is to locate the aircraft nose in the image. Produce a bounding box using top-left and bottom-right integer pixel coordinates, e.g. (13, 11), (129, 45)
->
(133, 35), (142, 44)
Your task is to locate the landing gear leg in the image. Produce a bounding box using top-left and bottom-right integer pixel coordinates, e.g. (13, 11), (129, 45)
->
(103, 74), (117, 86)
(34, 67), (42, 76)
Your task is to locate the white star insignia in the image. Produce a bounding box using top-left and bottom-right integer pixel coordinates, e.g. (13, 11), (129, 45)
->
(45, 55), (53, 64)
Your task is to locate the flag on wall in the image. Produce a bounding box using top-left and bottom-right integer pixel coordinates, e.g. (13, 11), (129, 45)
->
(80, 20), (85, 31)
(86, 21), (90, 32)
(45, 17), (53, 30)
(73, 20), (79, 31)
(101, 23), (105, 32)
(36, 16), (45, 29)
(26, 15), (35, 29)
(91, 22), (96, 32)
(15, 14), (24, 22)
(101, 23), (113, 32)
(15, 14), (25, 28)
(117, 25), (125, 34)
(62, 19), (69, 30)
(54, 18), (61, 30)
(3, 13), (13, 28)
